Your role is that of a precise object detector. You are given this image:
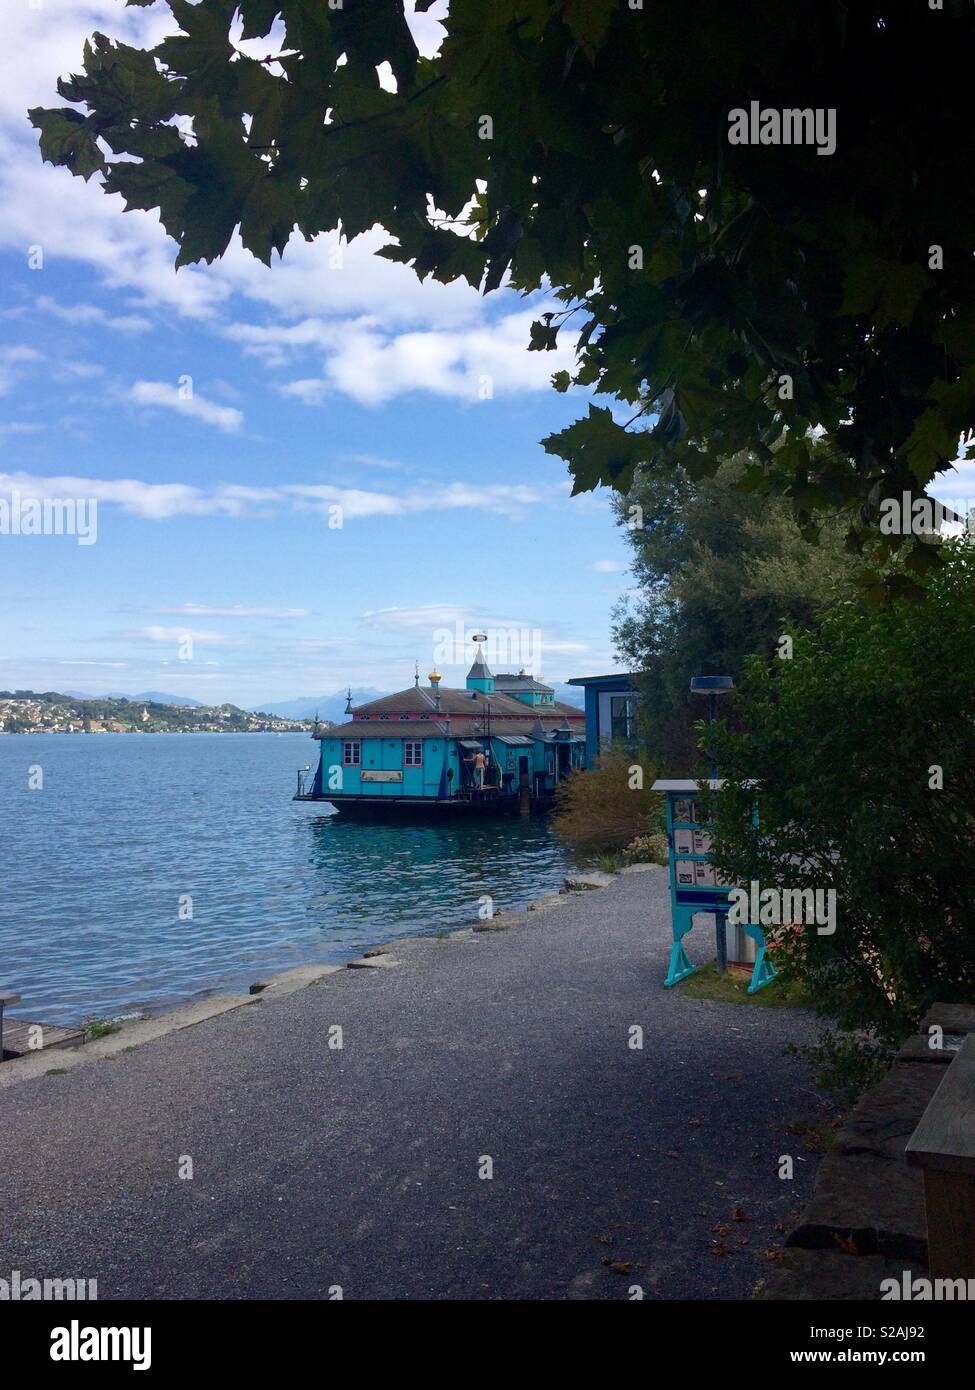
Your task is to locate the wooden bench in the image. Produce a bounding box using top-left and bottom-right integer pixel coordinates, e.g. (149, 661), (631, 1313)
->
(906, 1032), (975, 1277)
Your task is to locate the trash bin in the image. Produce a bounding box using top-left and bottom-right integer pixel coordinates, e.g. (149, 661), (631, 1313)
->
(725, 918), (757, 965)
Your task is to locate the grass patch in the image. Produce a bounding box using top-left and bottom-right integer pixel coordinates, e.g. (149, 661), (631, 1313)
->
(84, 1015), (122, 1040)
(591, 852), (623, 874)
(678, 960), (812, 1009)
(45, 1067), (68, 1075)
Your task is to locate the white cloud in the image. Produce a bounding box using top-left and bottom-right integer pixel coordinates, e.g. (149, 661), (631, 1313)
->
(591, 559), (627, 573)
(124, 626), (234, 646)
(0, 421), (44, 436)
(127, 380), (244, 433)
(244, 306), (576, 406)
(363, 604), (531, 632)
(37, 295), (151, 334)
(0, 344), (43, 396)
(0, 472), (250, 520)
(283, 480), (546, 519)
(0, 472), (552, 523)
(155, 604), (310, 620)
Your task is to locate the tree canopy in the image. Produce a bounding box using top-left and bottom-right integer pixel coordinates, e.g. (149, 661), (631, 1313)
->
(613, 457), (857, 769)
(31, 1), (975, 592)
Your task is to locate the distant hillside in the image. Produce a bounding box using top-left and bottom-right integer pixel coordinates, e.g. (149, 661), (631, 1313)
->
(64, 689), (205, 707)
(252, 688), (388, 722)
(0, 691), (316, 734)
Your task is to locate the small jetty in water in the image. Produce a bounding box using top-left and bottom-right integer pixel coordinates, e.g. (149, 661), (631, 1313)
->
(0, 992), (85, 1063)
(294, 638), (588, 819)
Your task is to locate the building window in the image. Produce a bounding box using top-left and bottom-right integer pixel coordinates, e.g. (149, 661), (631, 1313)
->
(404, 741), (423, 767)
(610, 695), (636, 741)
(343, 740), (361, 767)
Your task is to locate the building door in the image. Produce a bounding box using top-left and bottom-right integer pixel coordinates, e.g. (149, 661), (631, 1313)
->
(518, 755), (530, 787)
(381, 738), (403, 797)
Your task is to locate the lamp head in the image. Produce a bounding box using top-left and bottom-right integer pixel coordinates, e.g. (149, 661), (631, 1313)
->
(689, 675), (734, 696)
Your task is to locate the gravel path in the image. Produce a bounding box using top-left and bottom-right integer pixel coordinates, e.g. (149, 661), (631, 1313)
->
(0, 867), (826, 1300)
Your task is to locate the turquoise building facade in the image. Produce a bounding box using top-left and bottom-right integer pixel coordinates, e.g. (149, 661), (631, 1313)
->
(296, 643), (586, 817)
(565, 672), (639, 761)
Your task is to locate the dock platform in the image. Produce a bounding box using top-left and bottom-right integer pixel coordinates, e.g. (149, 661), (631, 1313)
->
(1, 1018), (86, 1060)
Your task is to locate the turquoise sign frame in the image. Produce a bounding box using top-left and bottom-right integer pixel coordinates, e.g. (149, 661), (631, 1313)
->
(652, 779), (776, 995)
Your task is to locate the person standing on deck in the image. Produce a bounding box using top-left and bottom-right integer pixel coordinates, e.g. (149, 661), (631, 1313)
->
(468, 749), (487, 789)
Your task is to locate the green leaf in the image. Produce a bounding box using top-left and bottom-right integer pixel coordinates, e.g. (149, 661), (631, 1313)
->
(840, 257), (930, 329)
(528, 318), (559, 352)
(239, 173), (298, 263)
(29, 108), (105, 180)
(542, 403), (648, 494)
(562, 0), (617, 61)
(238, 0), (282, 41)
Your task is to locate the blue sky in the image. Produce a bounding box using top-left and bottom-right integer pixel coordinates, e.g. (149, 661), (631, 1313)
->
(0, 1), (633, 707)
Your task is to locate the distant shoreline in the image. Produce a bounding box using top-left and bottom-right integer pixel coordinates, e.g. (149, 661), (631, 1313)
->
(0, 689), (321, 736)
(0, 728), (315, 734)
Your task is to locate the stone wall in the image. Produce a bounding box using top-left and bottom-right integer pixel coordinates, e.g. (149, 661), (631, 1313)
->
(755, 1004), (975, 1300)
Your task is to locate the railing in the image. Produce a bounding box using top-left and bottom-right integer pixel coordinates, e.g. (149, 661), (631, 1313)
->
(906, 1032), (975, 1277)
(295, 768), (316, 798)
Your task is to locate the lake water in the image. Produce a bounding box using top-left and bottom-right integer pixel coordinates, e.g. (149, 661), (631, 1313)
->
(0, 734), (574, 1025)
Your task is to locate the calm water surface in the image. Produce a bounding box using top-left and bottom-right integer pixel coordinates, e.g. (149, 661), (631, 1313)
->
(0, 734), (574, 1024)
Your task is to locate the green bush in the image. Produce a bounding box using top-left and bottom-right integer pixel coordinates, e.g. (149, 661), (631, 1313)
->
(704, 541), (975, 1051)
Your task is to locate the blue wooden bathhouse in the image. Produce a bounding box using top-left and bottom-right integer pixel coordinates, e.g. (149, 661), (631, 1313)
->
(295, 640), (587, 817)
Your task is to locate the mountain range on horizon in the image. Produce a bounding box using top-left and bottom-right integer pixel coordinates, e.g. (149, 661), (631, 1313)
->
(51, 681), (585, 722)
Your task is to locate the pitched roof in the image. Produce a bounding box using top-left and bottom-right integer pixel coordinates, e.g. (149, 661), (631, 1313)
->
(322, 713), (582, 740)
(322, 722), (449, 739)
(493, 673), (554, 693)
(350, 685), (582, 721)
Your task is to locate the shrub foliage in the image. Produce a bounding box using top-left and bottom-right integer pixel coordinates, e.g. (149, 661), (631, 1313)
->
(552, 745), (663, 858)
(705, 543), (975, 1044)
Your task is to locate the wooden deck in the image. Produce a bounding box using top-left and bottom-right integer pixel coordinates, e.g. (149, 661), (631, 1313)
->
(1, 1018), (86, 1060)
